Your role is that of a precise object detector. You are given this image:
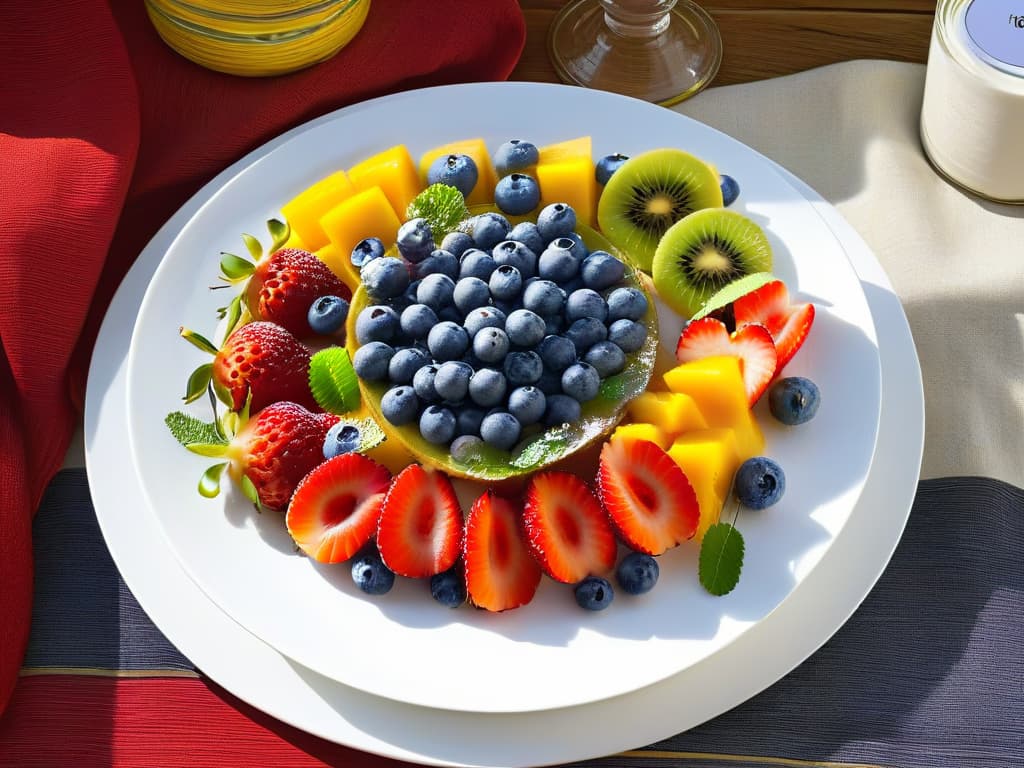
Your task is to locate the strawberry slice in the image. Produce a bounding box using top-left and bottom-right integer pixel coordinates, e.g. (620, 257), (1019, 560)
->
(675, 317), (778, 405)
(522, 471), (617, 584)
(597, 439), (699, 555)
(732, 279), (815, 371)
(463, 491), (542, 612)
(286, 454), (392, 563)
(377, 464), (463, 578)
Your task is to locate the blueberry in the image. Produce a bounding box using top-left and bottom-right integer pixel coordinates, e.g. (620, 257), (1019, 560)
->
(768, 377), (821, 425)
(565, 288), (608, 323)
(508, 386), (547, 426)
(538, 334), (576, 372)
(381, 385), (420, 426)
(441, 231), (474, 258)
(735, 457), (786, 510)
(564, 317), (608, 356)
(559, 276), (584, 296)
(536, 203), (577, 242)
(412, 363), (441, 403)
(492, 240), (537, 280)
(472, 326), (510, 364)
(361, 257), (410, 300)
(323, 422), (361, 459)
(494, 173), (540, 216)
(503, 350), (543, 386)
(544, 393), (582, 427)
(538, 241), (578, 283)
(434, 361), (473, 402)
(399, 303), (438, 341)
(543, 315), (563, 336)
(388, 346), (432, 384)
(453, 276), (492, 315)
(561, 362), (601, 402)
(583, 341), (626, 377)
(535, 368), (564, 396)
(430, 566), (467, 608)
(492, 299), (518, 317)
(606, 287), (648, 322)
(427, 153), (479, 199)
(419, 405), (457, 445)
(396, 217), (435, 263)
(480, 411), (522, 451)
(469, 212), (511, 250)
(595, 153), (629, 185)
(493, 139), (539, 176)
(463, 306), (507, 337)
(469, 367), (508, 408)
(417, 273), (456, 311)
(307, 295), (349, 336)
(720, 174), (741, 207)
(350, 236), (385, 269)
(455, 407), (486, 437)
(401, 278), (422, 308)
(427, 321), (470, 362)
(505, 309), (546, 348)
(574, 576), (613, 610)
(459, 248), (498, 281)
(415, 249), (459, 280)
(352, 341), (395, 382)
(507, 221), (545, 255)
(355, 305), (400, 344)
(560, 232), (589, 260)
(351, 551), (395, 595)
(607, 319), (648, 354)
(438, 305), (462, 324)
(489, 264), (522, 301)
(581, 251), (626, 291)
(615, 552), (658, 596)
(522, 279), (566, 316)
(450, 434), (485, 462)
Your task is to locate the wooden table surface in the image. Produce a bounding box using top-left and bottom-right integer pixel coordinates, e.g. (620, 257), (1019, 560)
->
(513, 0), (937, 86)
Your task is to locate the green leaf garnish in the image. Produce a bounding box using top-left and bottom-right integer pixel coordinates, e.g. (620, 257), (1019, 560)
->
(239, 474), (261, 511)
(406, 183), (470, 237)
(698, 523), (745, 596)
(220, 253), (255, 281)
(309, 347), (360, 414)
(267, 218), (290, 252)
(165, 411), (227, 448)
(186, 443), (229, 458)
(180, 327), (219, 355)
(241, 233), (263, 262)
(690, 272), (776, 322)
(223, 294), (244, 339)
(183, 363), (214, 404)
(198, 462), (228, 498)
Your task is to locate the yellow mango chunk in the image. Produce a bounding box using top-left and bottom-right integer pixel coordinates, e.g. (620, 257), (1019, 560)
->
(320, 186), (402, 268)
(315, 242), (360, 292)
(418, 138), (498, 207)
(347, 145), (422, 220)
(538, 135), (592, 165)
(668, 428), (742, 541)
(282, 229), (308, 251)
(365, 435), (415, 476)
(609, 422), (670, 450)
(662, 356), (765, 459)
(280, 170), (355, 251)
(626, 392), (708, 439)
(536, 157), (598, 228)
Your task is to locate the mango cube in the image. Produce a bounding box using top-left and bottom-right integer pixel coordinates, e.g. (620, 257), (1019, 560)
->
(347, 145), (422, 220)
(663, 356), (765, 459)
(538, 135), (592, 165)
(609, 422), (670, 450)
(626, 392), (708, 439)
(315, 242), (360, 292)
(280, 169), (355, 251)
(668, 428), (742, 541)
(282, 229), (308, 252)
(365, 435), (415, 475)
(536, 157), (598, 228)
(418, 138), (498, 207)
(320, 186), (402, 268)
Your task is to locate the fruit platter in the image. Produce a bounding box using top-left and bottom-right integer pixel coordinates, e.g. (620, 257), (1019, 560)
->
(124, 101), (881, 713)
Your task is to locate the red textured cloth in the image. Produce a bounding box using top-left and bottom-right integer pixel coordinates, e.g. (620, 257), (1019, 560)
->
(0, 0), (524, 715)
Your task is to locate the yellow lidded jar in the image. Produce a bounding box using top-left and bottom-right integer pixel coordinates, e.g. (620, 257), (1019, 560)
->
(145, 0), (371, 77)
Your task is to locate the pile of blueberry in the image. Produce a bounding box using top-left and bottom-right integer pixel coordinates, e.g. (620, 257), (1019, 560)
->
(350, 202), (650, 457)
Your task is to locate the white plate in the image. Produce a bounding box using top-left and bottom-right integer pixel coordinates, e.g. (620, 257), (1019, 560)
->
(119, 83), (881, 713)
(85, 91), (923, 765)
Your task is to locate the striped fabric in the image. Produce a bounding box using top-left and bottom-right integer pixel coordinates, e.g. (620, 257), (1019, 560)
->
(0, 469), (1020, 767)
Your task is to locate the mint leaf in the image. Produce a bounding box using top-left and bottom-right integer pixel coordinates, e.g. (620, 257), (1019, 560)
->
(407, 183), (470, 237)
(166, 411), (228, 448)
(698, 522), (745, 596)
(309, 347), (360, 414)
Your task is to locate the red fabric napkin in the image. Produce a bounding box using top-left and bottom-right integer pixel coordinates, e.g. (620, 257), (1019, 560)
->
(0, 0), (524, 714)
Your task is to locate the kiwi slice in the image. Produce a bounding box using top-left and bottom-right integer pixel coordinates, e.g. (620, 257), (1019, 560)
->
(597, 148), (723, 272)
(651, 209), (773, 318)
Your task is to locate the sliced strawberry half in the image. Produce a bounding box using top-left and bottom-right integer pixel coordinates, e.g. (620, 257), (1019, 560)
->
(732, 279), (815, 371)
(675, 317), (778, 405)
(522, 471), (617, 584)
(463, 492), (542, 612)
(285, 453), (392, 563)
(377, 464), (463, 578)
(597, 439), (699, 555)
